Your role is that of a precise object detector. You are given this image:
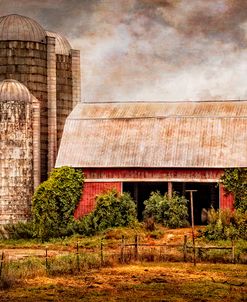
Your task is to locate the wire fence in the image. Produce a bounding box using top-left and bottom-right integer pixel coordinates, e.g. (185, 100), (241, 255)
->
(0, 235), (246, 280)
(120, 235), (239, 265)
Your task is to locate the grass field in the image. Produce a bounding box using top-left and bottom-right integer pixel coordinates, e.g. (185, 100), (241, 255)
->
(0, 226), (246, 301)
(0, 262), (246, 302)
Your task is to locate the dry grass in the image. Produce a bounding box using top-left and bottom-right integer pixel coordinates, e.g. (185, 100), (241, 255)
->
(0, 226), (246, 301)
(0, 262), (246, 301)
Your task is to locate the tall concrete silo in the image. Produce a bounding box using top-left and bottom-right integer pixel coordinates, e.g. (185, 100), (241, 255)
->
(0, 79), (40, 224)
(0, 14), (81, 182)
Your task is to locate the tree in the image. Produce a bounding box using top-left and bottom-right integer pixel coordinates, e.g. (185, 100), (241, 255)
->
(32, 166), (84, 240)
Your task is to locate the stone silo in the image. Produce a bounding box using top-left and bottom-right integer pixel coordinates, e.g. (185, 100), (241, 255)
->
(0, 79), (40, 224)
(0, 14), (81, 182)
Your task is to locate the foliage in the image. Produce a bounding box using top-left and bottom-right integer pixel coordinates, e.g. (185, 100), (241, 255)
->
(143, 217), (156, 231)
(32, 166), (84, 241)
(75, 189), (137, 236)
(203, 208), (247, 240)
(220, 168), (247, 211)
(143, 191), (189, 228)
(0, 221), (34, 240)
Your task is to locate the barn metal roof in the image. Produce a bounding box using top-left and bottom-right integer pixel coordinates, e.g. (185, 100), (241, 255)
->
(0, 79), (33, 103)
(46, 31), (71, 55)
(56, 101), (247, 168)
(0, 14), (46, 43)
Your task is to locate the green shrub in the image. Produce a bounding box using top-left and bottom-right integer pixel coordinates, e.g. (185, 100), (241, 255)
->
(75, 189), (137, 235)
(204, 208), (247, 240)
(143, 191), (189, 228)
(32, 166), (84, 241)
(0, 221), (34, 240)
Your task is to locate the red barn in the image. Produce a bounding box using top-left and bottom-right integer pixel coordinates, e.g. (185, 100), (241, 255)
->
(56, 101), (247, 223)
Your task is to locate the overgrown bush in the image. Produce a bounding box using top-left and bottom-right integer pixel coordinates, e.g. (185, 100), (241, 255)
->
(204, 208), (247, 240)
(75, 189), (137, 236)
(32, 166), (84, 241)
(143, 191), (189, 228)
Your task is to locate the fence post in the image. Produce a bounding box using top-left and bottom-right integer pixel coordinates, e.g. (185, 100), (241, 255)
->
(121, 235), (125, 263)
(134, 235), (139, 261)
(0, 251), (4, 277)
(232, 240), (235, 264)
(100, 238), (104, 266)
(76, 241), (80, 272)
(45, 247), (48, 273)
(183, 235), (187, 262)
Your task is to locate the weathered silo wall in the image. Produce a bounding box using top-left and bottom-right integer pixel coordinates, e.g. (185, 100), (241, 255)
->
(46, 31), (74, 147)
(0, 80), (33, 224)
(56, 54), (73, 146)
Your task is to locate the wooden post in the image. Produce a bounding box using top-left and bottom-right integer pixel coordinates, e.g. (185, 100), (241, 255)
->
(100, 238), (104, 266)
(232, 240), (235, 264)
(186, 190), (197, 266)
(168, 182), (173, 198)
(183, 235), (187, 262)
(76, 241), (80, 272)
(121, 235), (125, 263)
(134, 235), (139, 261)
(0, 251), (4, 277)
(45, 247), (48, 272)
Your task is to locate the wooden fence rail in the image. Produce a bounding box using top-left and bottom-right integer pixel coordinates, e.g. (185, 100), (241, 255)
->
(121, 235), (236, 264)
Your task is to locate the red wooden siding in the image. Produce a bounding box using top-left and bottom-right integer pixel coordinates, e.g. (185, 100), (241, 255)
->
(83, 168), (223, 182)
(219, 184), (234, 209)
(75, 168), (235, 219)
(74, 182), (122, 218)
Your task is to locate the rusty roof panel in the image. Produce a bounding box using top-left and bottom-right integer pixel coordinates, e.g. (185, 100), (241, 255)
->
(56, 102), (247, 168)
(69, 101), (247, 119)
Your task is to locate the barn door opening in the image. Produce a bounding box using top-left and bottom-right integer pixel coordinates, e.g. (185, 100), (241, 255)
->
(173, 182), (219, 225)
(123, 181), (219, 224)
(123, 182), (168, 220)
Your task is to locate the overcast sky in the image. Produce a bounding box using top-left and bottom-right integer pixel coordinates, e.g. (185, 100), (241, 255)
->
(1, 0), (247, 102)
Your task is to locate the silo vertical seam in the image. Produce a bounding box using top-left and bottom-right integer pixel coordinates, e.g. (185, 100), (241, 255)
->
(46, 36), (57, 173)
(32, 96), (41, 189)
(71, 49), (81, 107)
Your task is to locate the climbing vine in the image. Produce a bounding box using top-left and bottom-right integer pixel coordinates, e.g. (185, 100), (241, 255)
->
(32, 166), (84, 240)
(221, 168), (247, 211)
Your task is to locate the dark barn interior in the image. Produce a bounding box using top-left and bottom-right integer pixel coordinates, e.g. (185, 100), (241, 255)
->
(123, 182), (219, 224)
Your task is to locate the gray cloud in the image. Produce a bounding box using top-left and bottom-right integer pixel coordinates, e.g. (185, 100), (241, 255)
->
(0, 0), (247, 101)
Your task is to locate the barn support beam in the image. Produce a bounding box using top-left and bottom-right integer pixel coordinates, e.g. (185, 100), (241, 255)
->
(168, 181), (173, 198)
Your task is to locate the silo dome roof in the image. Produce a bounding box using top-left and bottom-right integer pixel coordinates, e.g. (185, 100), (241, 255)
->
(0, 79), (33, 103)
(0, 14), (46, 43)
(46, 31), (71, 55)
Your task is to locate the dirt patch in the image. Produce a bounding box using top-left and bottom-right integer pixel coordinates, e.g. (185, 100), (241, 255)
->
(0, 249), (69, 260)
(0, 263), (246, 302)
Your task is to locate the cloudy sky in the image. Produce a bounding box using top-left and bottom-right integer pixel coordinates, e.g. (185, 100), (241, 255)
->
(1, 0), (247, 101)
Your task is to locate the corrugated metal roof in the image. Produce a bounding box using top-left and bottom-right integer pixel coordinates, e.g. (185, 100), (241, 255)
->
(0, 79), (33, 103)
(0, 14), (46, 43)
(46, 31), (71, 55)
(56, 102), (247, 168)
(70, 101), (247, 119)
